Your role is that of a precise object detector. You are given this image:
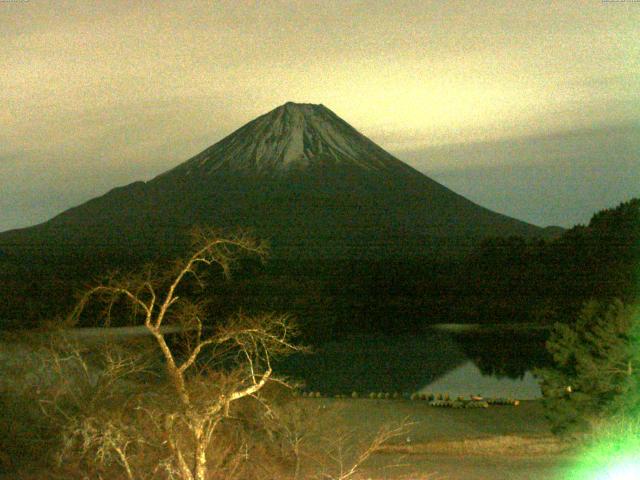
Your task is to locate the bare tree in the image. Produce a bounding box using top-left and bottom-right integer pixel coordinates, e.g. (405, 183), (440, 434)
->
(264, 399), (412, 480)
(312, 419), (411, 480)
(62, 228), (302, 480)
(31, 228), (411, 480)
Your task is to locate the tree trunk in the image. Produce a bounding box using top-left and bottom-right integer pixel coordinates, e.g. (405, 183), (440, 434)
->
(194, 425), (208, 480)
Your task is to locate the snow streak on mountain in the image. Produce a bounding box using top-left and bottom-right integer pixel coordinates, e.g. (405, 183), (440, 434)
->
(164, 102), (414, 177)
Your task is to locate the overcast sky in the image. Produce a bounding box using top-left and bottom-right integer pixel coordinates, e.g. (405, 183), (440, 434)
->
(1, 0), (639, 231)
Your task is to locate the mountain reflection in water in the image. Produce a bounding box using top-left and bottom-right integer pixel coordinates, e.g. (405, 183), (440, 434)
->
(420, 361), (541, 399)
(276, 327), (550, 398)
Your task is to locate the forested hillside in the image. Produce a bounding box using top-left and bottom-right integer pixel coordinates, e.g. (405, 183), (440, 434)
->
(1, 199), (637, 337)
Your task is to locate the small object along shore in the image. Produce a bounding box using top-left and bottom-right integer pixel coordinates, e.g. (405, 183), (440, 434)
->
(296, 390), (521, 407)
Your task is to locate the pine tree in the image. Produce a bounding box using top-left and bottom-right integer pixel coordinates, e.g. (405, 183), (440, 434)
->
(537, 299), (640, 434)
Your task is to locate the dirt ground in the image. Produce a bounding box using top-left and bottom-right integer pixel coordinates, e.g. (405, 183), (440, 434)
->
(304, 398), (576, 480)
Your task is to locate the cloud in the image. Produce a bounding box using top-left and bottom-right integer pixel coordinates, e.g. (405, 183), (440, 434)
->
(394, 123), (640, 227)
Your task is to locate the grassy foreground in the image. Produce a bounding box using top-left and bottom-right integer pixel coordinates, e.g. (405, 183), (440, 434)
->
(0, 333), (574, 479)
(298, 397), (575, 480)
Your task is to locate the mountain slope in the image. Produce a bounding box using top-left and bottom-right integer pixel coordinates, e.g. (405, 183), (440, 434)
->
(0, 102), (550, 262)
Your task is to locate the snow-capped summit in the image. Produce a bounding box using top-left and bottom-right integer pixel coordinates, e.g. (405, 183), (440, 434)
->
(166, 102), (412, 177)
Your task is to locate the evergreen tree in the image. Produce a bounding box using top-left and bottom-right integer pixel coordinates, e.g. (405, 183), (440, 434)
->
(537, 299), (640, 434)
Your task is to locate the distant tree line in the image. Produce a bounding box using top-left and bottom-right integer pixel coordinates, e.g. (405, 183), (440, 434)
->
(230, 198), (639, 340)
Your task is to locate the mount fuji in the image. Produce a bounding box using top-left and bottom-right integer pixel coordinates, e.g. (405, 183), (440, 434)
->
(0, 102), (552, 262)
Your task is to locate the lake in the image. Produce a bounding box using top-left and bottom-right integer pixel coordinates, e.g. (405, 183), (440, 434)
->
(1, 324), (551, 400)
(276, 326), (551, 399)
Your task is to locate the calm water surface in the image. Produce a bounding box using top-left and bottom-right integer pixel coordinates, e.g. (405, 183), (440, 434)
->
(277, 327), (550, 399)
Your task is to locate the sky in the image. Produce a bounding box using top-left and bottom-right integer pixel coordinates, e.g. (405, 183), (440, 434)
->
(1, 0), (639, 231)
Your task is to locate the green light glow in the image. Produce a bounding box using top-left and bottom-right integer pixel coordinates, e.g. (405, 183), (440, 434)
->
(567, 452), (640, 480)
(561, 419), (640, 480)
(591, 459), (640, 480)
(578, 456), (640, 480)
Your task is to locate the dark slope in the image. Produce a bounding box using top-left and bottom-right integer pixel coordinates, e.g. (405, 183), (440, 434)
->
(0, 103), (548, 262)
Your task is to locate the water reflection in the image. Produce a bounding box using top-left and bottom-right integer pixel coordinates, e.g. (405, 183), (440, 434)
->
(276, 327), (551, 398)
(420, 361), (542, 399)
(451, 327), (550, 380)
